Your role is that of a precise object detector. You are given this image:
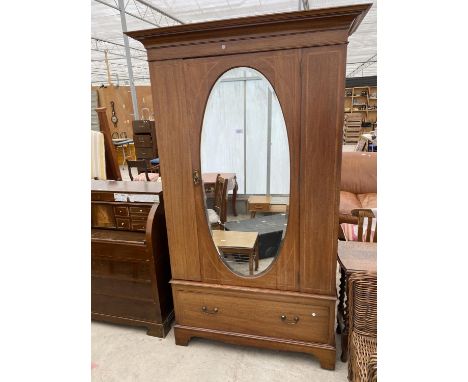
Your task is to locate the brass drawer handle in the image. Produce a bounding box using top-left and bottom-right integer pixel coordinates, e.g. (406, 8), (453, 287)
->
(202, 306), (218, 315)
(280, 315), (299, 324)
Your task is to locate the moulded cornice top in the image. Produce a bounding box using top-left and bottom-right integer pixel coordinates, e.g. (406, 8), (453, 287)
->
(126, 3), (372, 48)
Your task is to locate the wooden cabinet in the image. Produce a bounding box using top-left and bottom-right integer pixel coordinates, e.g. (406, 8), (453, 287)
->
(91, 180), (173, 337)
(132, 120), (158, 161)
(128, 4), (371, 369)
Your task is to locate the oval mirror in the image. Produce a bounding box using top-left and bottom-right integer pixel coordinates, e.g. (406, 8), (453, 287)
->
(201, 67), (290, 277)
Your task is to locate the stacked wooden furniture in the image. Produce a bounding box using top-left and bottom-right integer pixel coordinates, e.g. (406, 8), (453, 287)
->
(128, 3), (371, 370)
(343, 113), (362, 144)
(91, 180), (173, 337)
(344, 86), (377, 132)
(132, 120), (158, 163)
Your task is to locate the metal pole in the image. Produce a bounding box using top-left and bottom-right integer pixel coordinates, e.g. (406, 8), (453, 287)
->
(118, 0), (139, 120)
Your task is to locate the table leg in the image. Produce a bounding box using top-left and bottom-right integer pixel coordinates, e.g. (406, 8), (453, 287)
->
(254, 240), (259, 271)
(232, 177), (238, 216)
(250, 211), (256, 218)
(249, 250), (254, 275)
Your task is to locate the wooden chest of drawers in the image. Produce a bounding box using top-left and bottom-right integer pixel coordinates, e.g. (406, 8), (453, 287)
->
(132, 120), (158, 162)
(91, 180), (173, 337)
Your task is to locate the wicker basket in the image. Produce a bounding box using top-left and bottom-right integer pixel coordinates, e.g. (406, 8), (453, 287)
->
(347, 272), (377, 382)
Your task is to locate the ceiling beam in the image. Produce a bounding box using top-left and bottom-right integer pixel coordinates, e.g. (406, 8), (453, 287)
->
(92, 37), (146, 53)
(93, 0), (160, 27)
(134, 0), (184, 24)
(347, 54), (377, 77)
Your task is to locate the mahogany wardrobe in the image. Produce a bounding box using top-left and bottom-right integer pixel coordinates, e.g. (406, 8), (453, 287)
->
(128, 3), (371, 370)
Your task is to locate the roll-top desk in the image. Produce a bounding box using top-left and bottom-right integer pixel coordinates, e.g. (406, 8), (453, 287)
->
(91, 180), (173, 337)
(128, 4), (371, 369)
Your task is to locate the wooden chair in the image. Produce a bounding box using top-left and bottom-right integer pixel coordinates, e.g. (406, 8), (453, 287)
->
(352, 208), (377, 242)
(207, 174), (228, 229)
(126, 159), (160, 182)
(347, 272), (377, 382)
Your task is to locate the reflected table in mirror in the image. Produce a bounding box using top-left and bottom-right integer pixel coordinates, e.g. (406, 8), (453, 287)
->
(202, 173), (238, 216)
(247, 196), (289, 218)
(224, 214), (287, 274)
(336, 241), (377, 362)
(212, 230), (259, 276)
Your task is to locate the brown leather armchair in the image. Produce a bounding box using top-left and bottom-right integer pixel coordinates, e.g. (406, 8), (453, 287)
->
(340, 152), (376, 224)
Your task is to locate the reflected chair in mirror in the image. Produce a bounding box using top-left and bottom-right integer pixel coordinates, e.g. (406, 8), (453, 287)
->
(347, 272), (377, 382)
(341, 208), (377, 242)
(126, 159), (160, 182)
(207, 174), (228, 230)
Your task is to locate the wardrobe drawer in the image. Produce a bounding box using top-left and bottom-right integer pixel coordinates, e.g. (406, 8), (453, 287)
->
(174, 288), (331, 344)
(116, 218), (130, 230)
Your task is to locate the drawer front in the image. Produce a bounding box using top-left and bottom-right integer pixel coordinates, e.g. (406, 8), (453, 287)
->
(130, 206), (151, 216)
(92, 293), (158, 321)
(131, 221), (146, 232)
(136, 147), (155, 159)
(92, 276), (153, 301)
(134, 134), (153, 148)
(174, 288), (331, 344)
(114, 206), (129, 217)
(133, 120), (154, 134)
(116, 218), (130, 230)
(92, 257), (151, 280)
(92, 241), (148, 261)
(248, 203), (269, 212)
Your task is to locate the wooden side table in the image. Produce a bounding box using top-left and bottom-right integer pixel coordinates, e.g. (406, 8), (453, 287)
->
(212, 230), (259, 275)
(247, 196), (289, 218)
(337, 241), (376, 362)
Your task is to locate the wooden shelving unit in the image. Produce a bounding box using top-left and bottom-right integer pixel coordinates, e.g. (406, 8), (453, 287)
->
(344, 85), (377, 133)
(343, 113), (362, 144)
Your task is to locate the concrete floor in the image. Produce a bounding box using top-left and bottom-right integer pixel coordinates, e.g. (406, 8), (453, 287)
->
(92, 322), (348, 381)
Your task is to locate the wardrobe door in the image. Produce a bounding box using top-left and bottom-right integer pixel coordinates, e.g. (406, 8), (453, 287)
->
(148, 60), (202, 282)
(299, 45), (347, 296)
(184, 50), (301, 291)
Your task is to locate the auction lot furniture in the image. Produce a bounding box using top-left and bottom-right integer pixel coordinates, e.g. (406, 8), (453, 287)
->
(132, 120), (158, 163)
(340, 152), (377, 224)
(224, 214), (286, 260)
(212, 230), (259, 276)
(128, 3), (371, 370)
(203, 173), (238, 216)
(247, 196), (289, 218)
(91, 180), (173, 337)
(337, 241), (376, 362)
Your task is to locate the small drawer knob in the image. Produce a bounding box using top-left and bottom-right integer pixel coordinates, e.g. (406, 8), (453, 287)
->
(312, 313), (317, 317)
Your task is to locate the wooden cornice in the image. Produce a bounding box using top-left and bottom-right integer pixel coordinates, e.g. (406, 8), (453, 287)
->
(126, 4), (372, 50)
